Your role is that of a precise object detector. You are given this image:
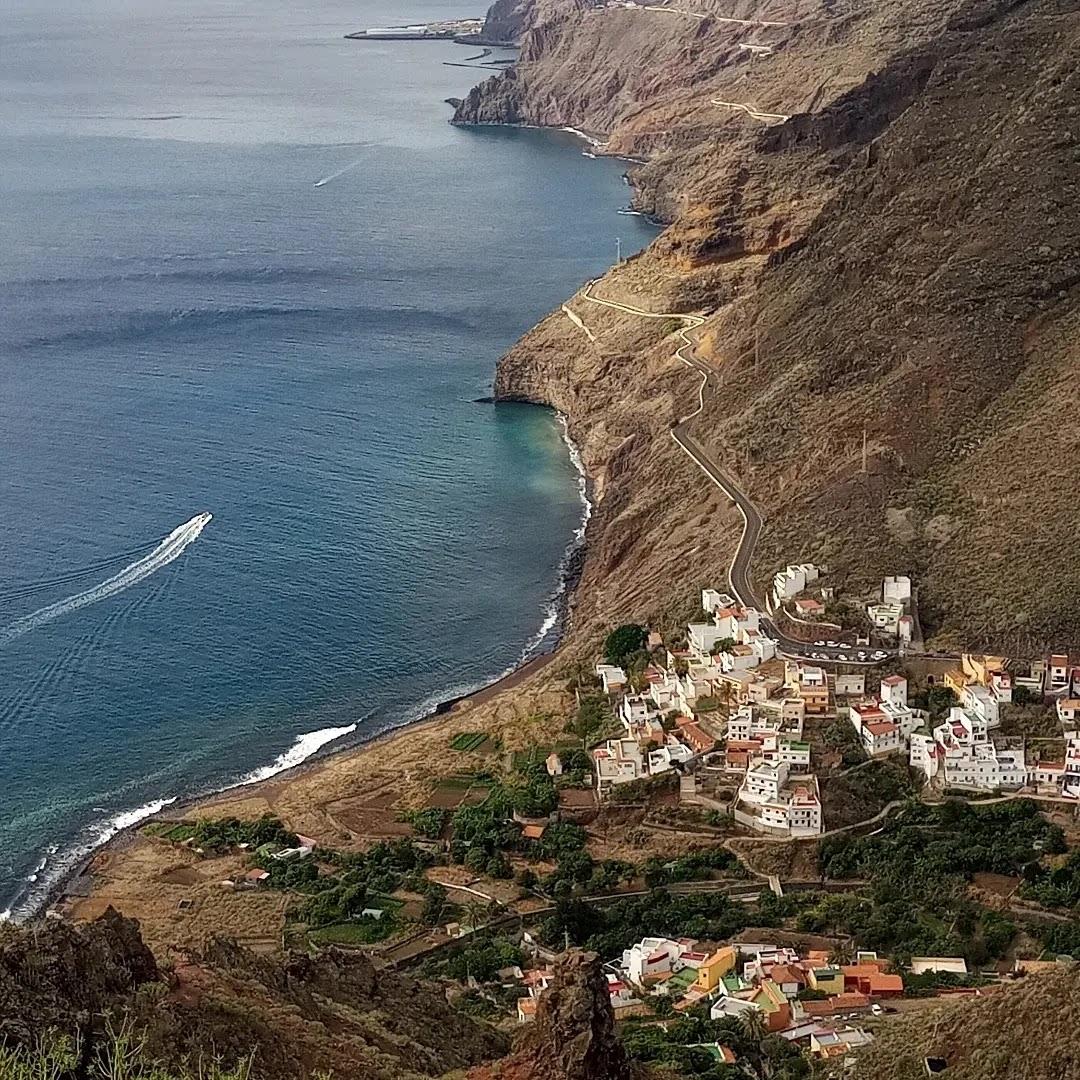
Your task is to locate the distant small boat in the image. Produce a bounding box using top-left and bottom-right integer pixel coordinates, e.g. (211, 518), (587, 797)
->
(582, 151), (596, 159)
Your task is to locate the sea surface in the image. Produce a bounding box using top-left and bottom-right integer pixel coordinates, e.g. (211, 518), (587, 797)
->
(0, 0), (657, 917)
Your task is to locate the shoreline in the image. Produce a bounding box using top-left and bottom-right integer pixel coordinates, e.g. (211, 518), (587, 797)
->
(40, 411), (592, 922)
(45, 632), (566, 921)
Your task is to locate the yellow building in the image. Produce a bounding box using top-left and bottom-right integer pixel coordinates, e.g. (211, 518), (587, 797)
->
(807, 966), (845, 994)
(943, 669), (968, 696)
(963, 653), (1007, 687)
(695, 946), (737, 993)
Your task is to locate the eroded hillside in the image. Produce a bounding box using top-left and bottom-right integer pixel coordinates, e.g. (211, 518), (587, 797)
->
(0, 910), (507, 1080)
(461, 0), (1080, 653)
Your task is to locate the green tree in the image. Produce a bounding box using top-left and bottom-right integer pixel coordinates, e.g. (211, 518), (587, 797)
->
(420, 883), (448, 926)
(603, 624), (649, 666)
(567, 694), (608, 747)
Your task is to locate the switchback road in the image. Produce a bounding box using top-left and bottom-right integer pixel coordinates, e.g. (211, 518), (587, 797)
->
(577, 284), (890, 665)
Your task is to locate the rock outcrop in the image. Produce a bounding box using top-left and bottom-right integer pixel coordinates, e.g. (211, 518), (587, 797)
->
(0, 910), (507, 1080)
(479, 0), (590, 44)
(470, 951), (638, 1080)
(0, 907), (158, 1040)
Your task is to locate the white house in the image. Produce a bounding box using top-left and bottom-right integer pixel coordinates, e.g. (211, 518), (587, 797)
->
(710, 995), (763, 1022)
(715, 605), (762, 643)
(606, 974), (637, 1009)
(773, 564), (818, 606)
(622, 937), (682, 985)
(833, 673), (866, 698)
(648, 736), (695, 774)
(688, 622), (727, 658)
(962, 683), (1000, 728)
(1064, 732), (1080, 799)
(943, 741), (1026, 791)
(1047, 654), (1071, 695)
(735, 759), (823, 836)
(1030, 760), (1065, 789)
(1056, 699), (1080, 725)
(862, 719), (901, 757)
(879, 674), (908, 708)
(910, 957), (968, 975)
(909, 732), (941, 782)
(593, 739), (645, 792)
(883, 575), (912, 606)
(867, 601), (904, 635)
(849, 702), (903, 757)
(597, 664), (627, 694)
(702, 588), (736, 615)
(914, 708), (1025, 790)
(989, 670), (1013, 704)
(621, 694), (665, 741)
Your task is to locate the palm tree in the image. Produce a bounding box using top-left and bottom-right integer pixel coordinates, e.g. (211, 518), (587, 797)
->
(828, 943), (854, 966)
(737, 1007), (768, 1079)
(738, 1006), (767, 1045)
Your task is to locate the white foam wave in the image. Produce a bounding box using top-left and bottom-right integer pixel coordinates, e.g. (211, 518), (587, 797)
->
(4, 796), (177, 922)
(0, 513), (211, 646)
(237, 724), (357, 786)
(517, 414), (592, 663)
(2, 724), (356, 922)
(560, 412), (593, 541)
(560, 125), (605, 150)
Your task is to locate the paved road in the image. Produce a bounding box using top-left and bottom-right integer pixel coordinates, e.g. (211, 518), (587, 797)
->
(577, 284), (891, 666)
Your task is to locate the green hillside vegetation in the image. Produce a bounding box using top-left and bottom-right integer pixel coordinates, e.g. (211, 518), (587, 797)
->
(814, 799), (1070, 964)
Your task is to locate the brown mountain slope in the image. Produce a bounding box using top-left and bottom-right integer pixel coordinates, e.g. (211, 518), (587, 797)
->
(849, 965), (1080, 1080)
(0, 910), (507, 1080)
(474, 0), (1080, 652)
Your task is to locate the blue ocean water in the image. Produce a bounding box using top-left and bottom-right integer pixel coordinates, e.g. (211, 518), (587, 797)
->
(0, 0), (657, 916)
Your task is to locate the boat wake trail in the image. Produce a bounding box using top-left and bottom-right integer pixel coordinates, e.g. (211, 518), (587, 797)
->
(313, 159), (365, 187)
(0, 513), (212, 647)
(0, 540), (161, 604)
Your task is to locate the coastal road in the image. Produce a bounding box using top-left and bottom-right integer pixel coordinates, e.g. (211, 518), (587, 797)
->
(578, 283), (891, 666)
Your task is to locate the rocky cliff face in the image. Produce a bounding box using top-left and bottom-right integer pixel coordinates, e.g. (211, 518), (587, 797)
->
(0, 910), (507, 1080)
(470, 952), (639, 1080)
(477, 0), (1080, 652)
(0, 907), (158, 1041)
(479, 0), (590, 44)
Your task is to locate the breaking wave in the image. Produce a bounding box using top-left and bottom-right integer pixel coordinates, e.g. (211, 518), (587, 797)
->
(0, 514), (211, 646)
(518, 413), (591, 662)
(2, 797), (177, 922)
(236, 724), (358, 786)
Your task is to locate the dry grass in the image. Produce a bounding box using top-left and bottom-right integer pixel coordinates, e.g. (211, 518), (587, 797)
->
(849, 965), (1080, 1080)
(69, 675), (572, 952)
